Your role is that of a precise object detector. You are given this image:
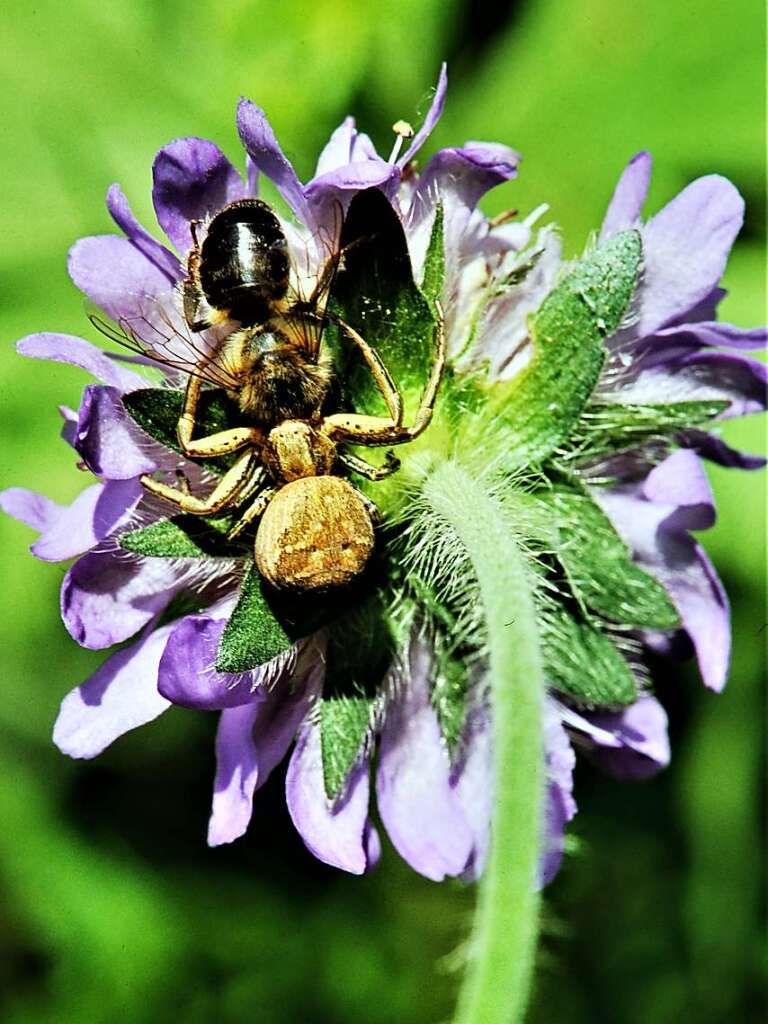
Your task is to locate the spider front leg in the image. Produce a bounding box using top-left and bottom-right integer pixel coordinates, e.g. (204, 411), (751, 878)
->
(332, 315), (403, 425)
(322, 305), (446, 448)
(141, 449), (258, 516)
(176, 372), (264, 458)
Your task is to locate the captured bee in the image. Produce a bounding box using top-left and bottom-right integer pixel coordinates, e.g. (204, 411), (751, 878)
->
(105, 188), (445, 591)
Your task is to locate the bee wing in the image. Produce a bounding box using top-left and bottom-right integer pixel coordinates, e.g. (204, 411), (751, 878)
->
(86, 289), (240, 389)
(279, 201), (346, 358)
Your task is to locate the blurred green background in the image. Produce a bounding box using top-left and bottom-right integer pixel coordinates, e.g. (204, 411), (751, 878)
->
(0, 1), (765, 1021)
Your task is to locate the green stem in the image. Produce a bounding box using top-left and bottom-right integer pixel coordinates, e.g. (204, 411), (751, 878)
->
(422, 462), (544, 1024)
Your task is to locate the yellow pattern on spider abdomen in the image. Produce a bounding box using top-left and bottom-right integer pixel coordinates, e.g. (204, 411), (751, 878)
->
(255, 476), (375, 590)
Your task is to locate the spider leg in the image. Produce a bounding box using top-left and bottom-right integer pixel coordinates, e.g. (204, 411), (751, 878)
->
(338, 449), (400, 481)
(332, 314), (403, 425)
(226, 486), (278, 539)
(322, 304), (445, 447)
(141, 449), (257, 515)
(176, 372), (264, 457)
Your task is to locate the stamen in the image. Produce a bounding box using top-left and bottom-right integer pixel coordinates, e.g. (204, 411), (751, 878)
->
(388, 120), (415, 164)
(488, 209), (520, 229)
(523, 203), (550, 229)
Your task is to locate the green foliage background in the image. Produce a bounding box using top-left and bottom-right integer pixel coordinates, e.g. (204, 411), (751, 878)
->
(0, 1), (764, 1020)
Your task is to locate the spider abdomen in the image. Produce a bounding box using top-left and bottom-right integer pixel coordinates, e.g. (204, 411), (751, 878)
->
(255, 477), (374, 591)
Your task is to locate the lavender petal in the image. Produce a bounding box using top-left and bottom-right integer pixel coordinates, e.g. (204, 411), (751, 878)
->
(60, 550), (185, 650)
(599, 151), (652, 240)
(17, 333), (145, 392)
(152, 137), (248, 255)
(53, 623), (173, 759)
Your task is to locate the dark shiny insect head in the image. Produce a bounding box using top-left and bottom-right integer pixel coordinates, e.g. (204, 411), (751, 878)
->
(184, 199), (290, 331)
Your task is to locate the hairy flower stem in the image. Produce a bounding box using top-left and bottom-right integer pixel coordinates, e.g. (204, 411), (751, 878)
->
(423, 462), (544, 1024)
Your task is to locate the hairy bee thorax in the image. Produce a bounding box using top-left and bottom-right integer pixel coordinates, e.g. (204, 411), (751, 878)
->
(222, 328), (333, 425)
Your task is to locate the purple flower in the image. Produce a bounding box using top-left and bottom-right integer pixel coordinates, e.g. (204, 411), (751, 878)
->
(2, 69), (764, 886)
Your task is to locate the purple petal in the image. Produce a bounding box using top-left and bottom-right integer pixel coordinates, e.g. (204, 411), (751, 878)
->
(621, 350), (767, 418)
(668, 287), (726, 325)
(597, 456), (731, 692)
(666, 540), (730, 692)
(59, 405), (79, 447)
(68, 235), (178, 325)
(106, 183), (182, 283)
(678, 428), (766, 470)
(152, 137), (247, 255)
(74, 385), (161, 479)
(653, 319), (767, 351)
(17, 333), (145, 391)
(31, 479), (141, 562)
(208, 654), (322, 846)
(638, 175), (744, 335)
(577, 696), (671, 780)
(642, 448), (715, 529)
(236, 100), (312, 226)
(61, 549), (185, 650)
(0, 487), (61, 532)
(451, 697), (493, 883)
(304, 160), (400, 231)
(286, 717), (377, 875)
(398, 63), (448, 167)
(314, 117), (380, 177)
(376, 637), (474, 881)
(470, 228), (562, 379)
(53, 623), (173, 759)
(599, 151), (652, 241)
(413, 142), (520, 219)
(540, 697), (577, 885)
(158, 611), (296, 711)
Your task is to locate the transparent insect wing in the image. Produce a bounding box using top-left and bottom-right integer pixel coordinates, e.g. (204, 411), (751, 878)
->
(88, 287), (239, 389)
(278, 201), (345, 356)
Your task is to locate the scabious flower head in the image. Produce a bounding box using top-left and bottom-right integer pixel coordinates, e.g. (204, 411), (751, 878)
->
(2, 65), (765, 883)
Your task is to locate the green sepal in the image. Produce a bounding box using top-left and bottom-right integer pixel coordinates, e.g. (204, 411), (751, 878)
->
(567, 399), (730, 462)
(119, 515), (239, 558)
(319, 696), (374, 802)
(122, 388), (239, 473)
(215, 565), (375, 674)
(431, 633), (470, 754)
(541, 606), (637, 706)
(329, 187), (437, 420)
(540, 485), (680, 629)
(483, 230), (642, 466)
(318, 587), (402, 799)
(420, 202), (445, 305)
(215, 566), (294, 672)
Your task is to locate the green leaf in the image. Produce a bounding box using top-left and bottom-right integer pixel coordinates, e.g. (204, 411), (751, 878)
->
(566, 399), (730, 462)
(215, 565), (367, 674)
(540, 485), (680, 629)
(330, 187), (437, 420)
(119, 516), (239, 558)
(122, 388), (239, 473)
(319, 696), (374, 802)
(431, 634), (471, 753)
(318, 588), (401, 799)
(484, 230), (642, 466)
(420, 202), (445, 305)
(541, 606), (637, 706)
(215, 566), (295, 673)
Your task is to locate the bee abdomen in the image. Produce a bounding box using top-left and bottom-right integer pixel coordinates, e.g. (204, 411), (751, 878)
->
(200, 200), (289, 326)
(255, 477), (374, 591)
